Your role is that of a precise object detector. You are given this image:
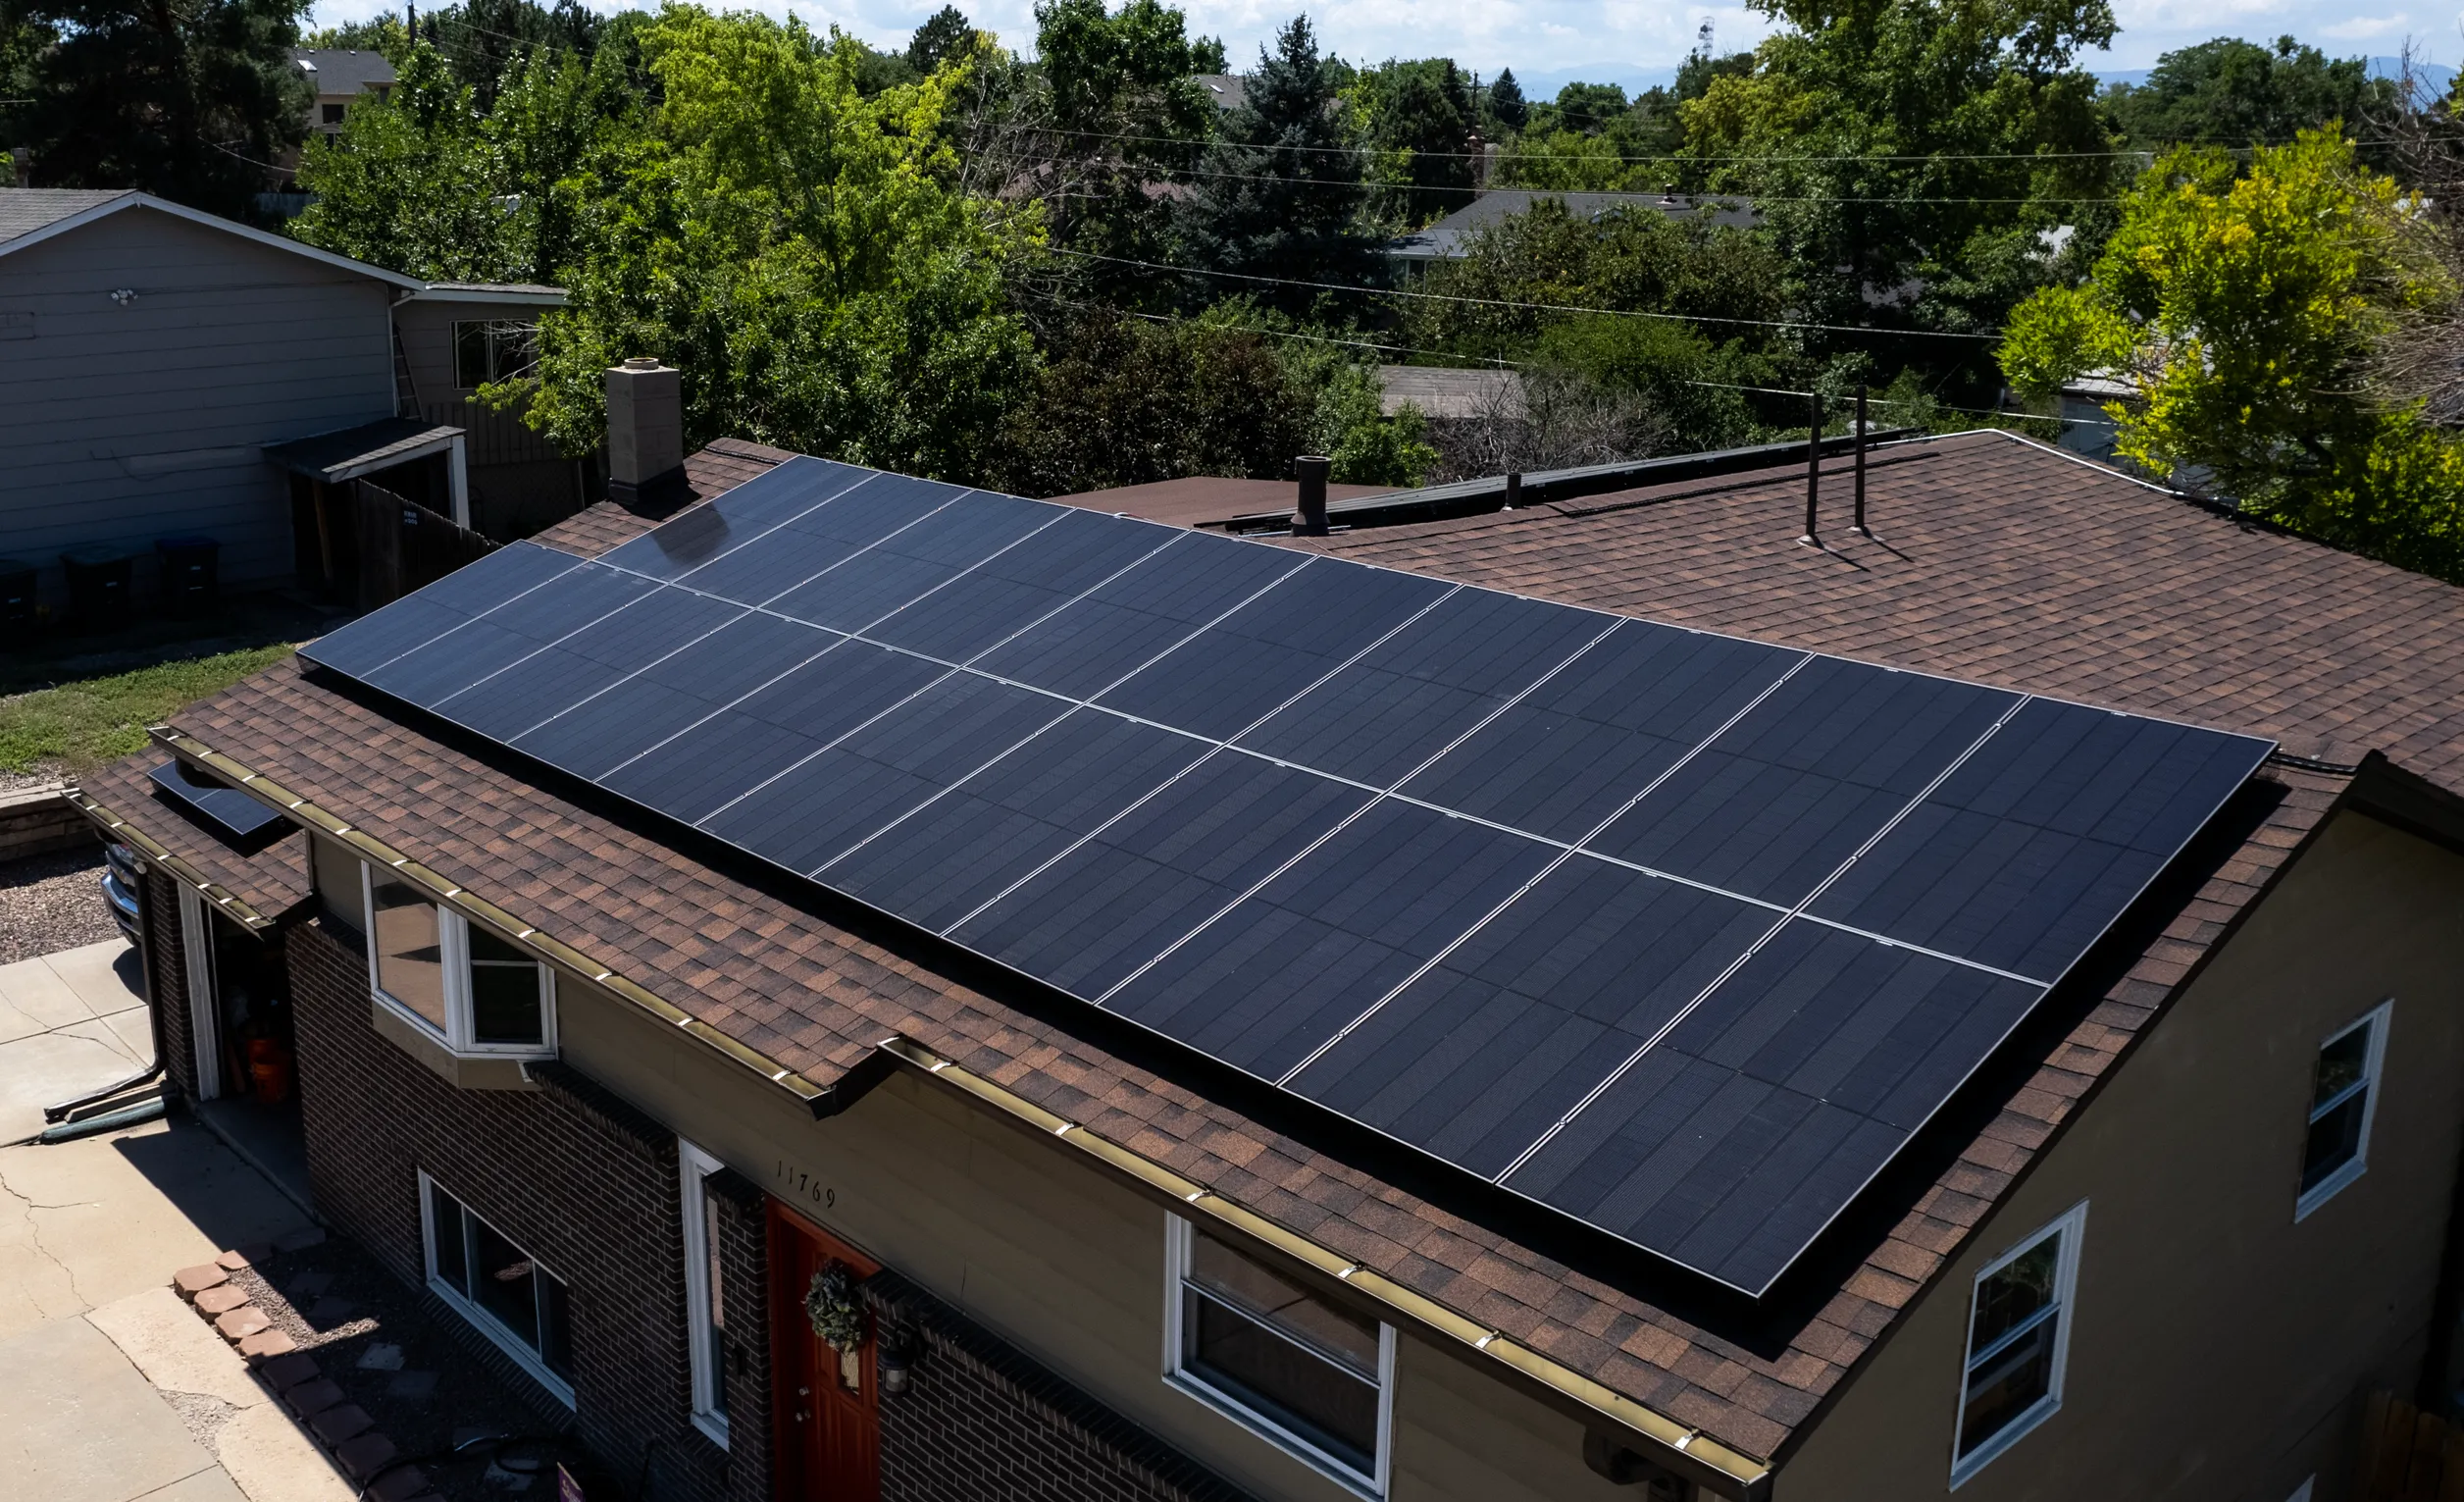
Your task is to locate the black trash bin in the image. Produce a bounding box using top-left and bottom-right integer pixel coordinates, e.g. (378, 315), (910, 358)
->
(155, 535), (221, 613)
(0, 559), (35, 642)
(60, 546), (133, 631)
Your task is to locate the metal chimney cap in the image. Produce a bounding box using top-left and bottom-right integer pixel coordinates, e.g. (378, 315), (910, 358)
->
(622, 356), (664, 371)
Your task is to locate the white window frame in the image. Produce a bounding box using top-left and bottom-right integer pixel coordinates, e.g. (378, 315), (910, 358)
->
(362, 863), (557, 1059)
(2295, 1000), (2392, 1221)
(1161, 1214), (1396, 1500)
(418, 1169), (577, 1408)
(680, 1138), (730, 1448)
(1950, 1202), (2086, 1488)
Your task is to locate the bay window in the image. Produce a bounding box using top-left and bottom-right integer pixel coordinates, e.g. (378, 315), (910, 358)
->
(363, 864), (555, 1056)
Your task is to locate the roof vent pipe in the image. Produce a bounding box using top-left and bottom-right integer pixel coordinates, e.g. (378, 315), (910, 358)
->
(1801, 392), (1822, 545)
(606, 357), (686, 514)
(1504, 471), (1522, 509)
(1292, 455), (1331, 536)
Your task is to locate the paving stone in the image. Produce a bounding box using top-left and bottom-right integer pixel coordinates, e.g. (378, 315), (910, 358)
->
(336, 1433), (399, 1482)
(368, 1465), (432, 1502)
(237, 1329), (297, 1360)
(272, 1225), (329, 1253)
(214, 1306), (271, 1341)
(283, 1271), (333, 1299)
(311, 1403), (375, 1444)
(256, 1352), (320, 1391)
(305, 1297), (353, 1324)
(192, 1284), (251, 1316)
(214, 1247), (255, 1270)
(283, 1377), (346, 1417)
(355, 1342), (404, 1372)
(173, 1264), (229, 1295)
(385, 1370), (436, 1403)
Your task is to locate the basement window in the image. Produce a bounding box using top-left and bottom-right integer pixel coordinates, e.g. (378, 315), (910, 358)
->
(1952, 1203), (2085, 1485)
(2296, 1001), (2392, 1220)
(362, 864), (556, 1057)
(1164, 1216), (1393, 1498)
(421, 1172), (574, 1405)
(680, 1139), (730, 1447)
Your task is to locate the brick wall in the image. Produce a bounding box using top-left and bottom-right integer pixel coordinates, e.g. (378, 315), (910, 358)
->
(285, 917), (769, 1502)
(863, 1270), (1258, 1502)
(143, 869), (200, 1103)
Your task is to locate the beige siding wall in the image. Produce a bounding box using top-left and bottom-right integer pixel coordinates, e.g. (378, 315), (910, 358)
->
(0, 206), (396, 602)
(1779, 809), (2464, 1502)
(545, 969), (1632, 1502)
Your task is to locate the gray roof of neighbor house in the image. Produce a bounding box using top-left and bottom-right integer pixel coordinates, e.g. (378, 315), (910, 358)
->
(1192, 73), (1247, 110)
(292, 48), (397, 94)
(0, 188), (428, 288)
(1387, 188), (1758, 260)
(1377, 364), (1522, 418)
(0, 187), (134, 246)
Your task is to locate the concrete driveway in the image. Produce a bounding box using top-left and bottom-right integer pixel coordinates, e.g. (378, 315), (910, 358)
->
(0, 936), (353, 1502)
(0, 938), (157, 1144)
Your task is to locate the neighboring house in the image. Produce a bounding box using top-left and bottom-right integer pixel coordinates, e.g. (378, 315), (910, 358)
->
(392, 283), (580, 539)
(1374, 366), (1521, 420)
(1194, 73), (1249, 111)
(0, 189), (578, 614)
(293, 48), (396, 133)
(70, 413), (2464, 1502)
(1386, 189), (1757, 265)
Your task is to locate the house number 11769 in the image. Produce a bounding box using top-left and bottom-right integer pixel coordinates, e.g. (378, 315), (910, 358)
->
(776, 1160), (835, 1210)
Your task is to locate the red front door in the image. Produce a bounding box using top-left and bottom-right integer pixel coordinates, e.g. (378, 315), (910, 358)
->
(769, 1201), (881, 1501)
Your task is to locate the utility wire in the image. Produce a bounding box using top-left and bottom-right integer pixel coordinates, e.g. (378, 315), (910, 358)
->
(1048, 247), (2007, 341)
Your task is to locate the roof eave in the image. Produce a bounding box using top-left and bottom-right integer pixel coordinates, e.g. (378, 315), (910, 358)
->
(0, 192), (426, 290)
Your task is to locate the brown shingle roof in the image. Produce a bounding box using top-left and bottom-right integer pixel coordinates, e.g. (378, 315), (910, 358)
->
(532, 439), (793, 559)
(152, 653), (2343, 1465)
(1289, 430), (2464, 791)
(118, 428), (2434, 1464)
(70, 753), (311, 922)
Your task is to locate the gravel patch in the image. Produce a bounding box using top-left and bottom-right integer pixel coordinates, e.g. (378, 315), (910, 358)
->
(0, 845), (119, 963)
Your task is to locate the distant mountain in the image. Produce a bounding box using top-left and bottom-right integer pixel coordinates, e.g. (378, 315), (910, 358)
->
(2092, 57), (2452, 90)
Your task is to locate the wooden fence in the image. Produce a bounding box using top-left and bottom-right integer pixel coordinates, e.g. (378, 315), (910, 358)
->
(354, 480), (497, 611)
(2355, 1391), (2464, 1502)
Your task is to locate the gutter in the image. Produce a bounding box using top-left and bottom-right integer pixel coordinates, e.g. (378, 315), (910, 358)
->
(148, 726), (851, 1121)
(876, 1035), (1776, 1501)
(62, 787), (281, 930)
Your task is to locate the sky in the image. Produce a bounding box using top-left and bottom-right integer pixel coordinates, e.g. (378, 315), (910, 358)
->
(315, 0), (2464, 85)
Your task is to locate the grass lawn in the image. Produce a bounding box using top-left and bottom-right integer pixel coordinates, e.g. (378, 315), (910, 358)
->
(0, 643), (295, 776)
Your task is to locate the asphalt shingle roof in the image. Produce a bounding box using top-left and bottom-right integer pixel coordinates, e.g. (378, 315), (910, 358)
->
(0, 188), (131, 247)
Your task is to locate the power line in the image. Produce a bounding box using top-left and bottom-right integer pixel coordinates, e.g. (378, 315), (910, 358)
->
(987, 148), (2122, 202)
(1047, 247), (2008, 341)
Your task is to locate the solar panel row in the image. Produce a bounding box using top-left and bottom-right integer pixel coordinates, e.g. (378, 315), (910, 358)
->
(301, 456), (2273, 1294)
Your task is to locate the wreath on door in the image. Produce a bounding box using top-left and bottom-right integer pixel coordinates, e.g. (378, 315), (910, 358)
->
(805, 1262), (864, 1352)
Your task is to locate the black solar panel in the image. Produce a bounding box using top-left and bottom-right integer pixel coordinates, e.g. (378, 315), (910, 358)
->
(149, 758), (287, 843)
(299, 455), (2275, 1295)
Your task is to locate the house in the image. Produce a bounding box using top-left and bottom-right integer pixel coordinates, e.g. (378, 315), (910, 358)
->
(293, 48), (397, 133)
(1386, 190), (1757, 266)
(0, 189), (578, 616)
(67, 401), (2464, 1502)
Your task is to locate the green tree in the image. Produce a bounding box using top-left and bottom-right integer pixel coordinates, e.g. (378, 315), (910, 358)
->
(415, 0), (604, 108)
(1353, 57), (1476, 227)
(292, 37), (638, 283)
(1485, 67), (1525, 131)
(2, 0), (311, 218)
(1681, 0), (2122, 371)
(520, 7), (1039, 482)
(906, 4), (976, 73)
(1189, 32), (1225, 72)
(1179, 15), (1369, 304)
(2106, 36), (2395, 150)
(300, 13), (405, 58)
(2001, 128), (2464, 580)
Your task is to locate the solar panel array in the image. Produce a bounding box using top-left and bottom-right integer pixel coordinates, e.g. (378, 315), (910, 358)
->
(301, 456), (2274, 1294)
(152, 757), (287, 842)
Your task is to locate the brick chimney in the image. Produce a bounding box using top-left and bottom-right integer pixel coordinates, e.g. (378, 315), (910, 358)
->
(605, 357), (686, 513)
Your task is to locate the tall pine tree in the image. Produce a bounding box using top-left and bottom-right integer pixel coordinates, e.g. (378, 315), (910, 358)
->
(1177, 15), (1368, 304)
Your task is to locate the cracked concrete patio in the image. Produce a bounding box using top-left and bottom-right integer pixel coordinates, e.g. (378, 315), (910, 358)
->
(0, 935), (354, 1502)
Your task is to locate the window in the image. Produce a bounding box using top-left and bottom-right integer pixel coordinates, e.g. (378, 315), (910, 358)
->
(453, 320), (539, 388)
(421, 1173), (574, 1404)
(1952, 1203), (2085, 1486)
(1164, 1216), (1394, 1497)
(362, 864), (555, 1056)
(680, 1140), (729, 1446)
(2297, 1001), (2391, 1219)
(320, 102), (346, 125)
